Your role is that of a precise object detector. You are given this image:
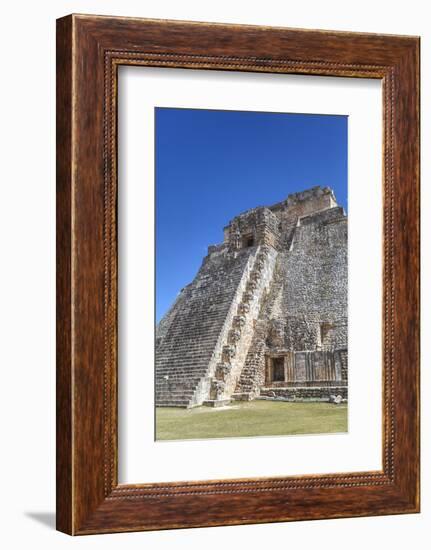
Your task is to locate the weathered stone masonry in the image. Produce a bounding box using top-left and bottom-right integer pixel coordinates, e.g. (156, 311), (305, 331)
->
(156, 186), (348, 407)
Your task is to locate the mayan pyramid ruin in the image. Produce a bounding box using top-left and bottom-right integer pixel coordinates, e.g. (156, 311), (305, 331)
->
(156, 186), (348, 408)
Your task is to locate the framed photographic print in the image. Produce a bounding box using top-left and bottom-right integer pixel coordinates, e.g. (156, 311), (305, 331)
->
(56, 14), (420, 535)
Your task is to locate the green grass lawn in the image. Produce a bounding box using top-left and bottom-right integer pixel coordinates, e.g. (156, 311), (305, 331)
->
(156, 400), (347, 441)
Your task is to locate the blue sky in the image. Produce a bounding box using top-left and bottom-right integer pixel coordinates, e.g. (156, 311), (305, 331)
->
(155, 107), (347, 322)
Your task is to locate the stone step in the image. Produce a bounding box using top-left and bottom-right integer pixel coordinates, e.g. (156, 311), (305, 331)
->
(156, 388), (196, 395)
(156, 387), (200, 393)
(156, 386), (197, 392)
(156, 359), (209, 365)
(161, 335), (220, 342)
(232, 392), (253, 401)
(156, 364), (206, 368)
(156, 382), (201, 389)
(156, 397), (192, 405)
(157, 370), (206, 377)
(164, 326), (222, 332)
(156, 361), (209, 367)
(156, 382), (199, 388)
(157, 362), (207, 369)
(156, 370), (206, 377)
(156, 402), (190, 408)
(156, 359), (208, 365)
(160, 336), (220, 342)
(156, 372), (205, 377)
(156, 361), (209, 368)
(157, 378), (200, 385)
(160, 348), (205, 358)
(156, 387), (197, 394)
(156, 393), (195, 400)
(156, 383), (196, 389)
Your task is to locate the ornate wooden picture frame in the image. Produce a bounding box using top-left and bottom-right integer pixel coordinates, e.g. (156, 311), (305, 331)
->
(56, 14), (420, 535)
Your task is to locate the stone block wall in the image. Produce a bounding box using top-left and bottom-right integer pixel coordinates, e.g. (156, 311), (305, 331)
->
(265, 349), (347, 385)
(224, 206), (280, 251)
(259, 385), (348, 402)
(280, 207), (348, 352)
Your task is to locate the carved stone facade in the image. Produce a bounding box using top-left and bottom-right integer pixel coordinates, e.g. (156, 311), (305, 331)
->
(156, 186), (348, 407)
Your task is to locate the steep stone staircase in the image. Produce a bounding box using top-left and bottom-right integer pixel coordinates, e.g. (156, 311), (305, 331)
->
(155, 248), (259, 407)
(156, 245), (277, 407)
(205, 245), (278, 406)
(232, 253), (287, 401)
(232, 339), (266, 401)
(155, 310), (230, 407)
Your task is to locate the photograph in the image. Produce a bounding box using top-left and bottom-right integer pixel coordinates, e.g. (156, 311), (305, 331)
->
(155, 107), (348, 440)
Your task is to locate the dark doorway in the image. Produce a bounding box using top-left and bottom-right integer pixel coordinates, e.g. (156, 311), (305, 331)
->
(242, 234), (255, 248)
(272, 357), (285, 382)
